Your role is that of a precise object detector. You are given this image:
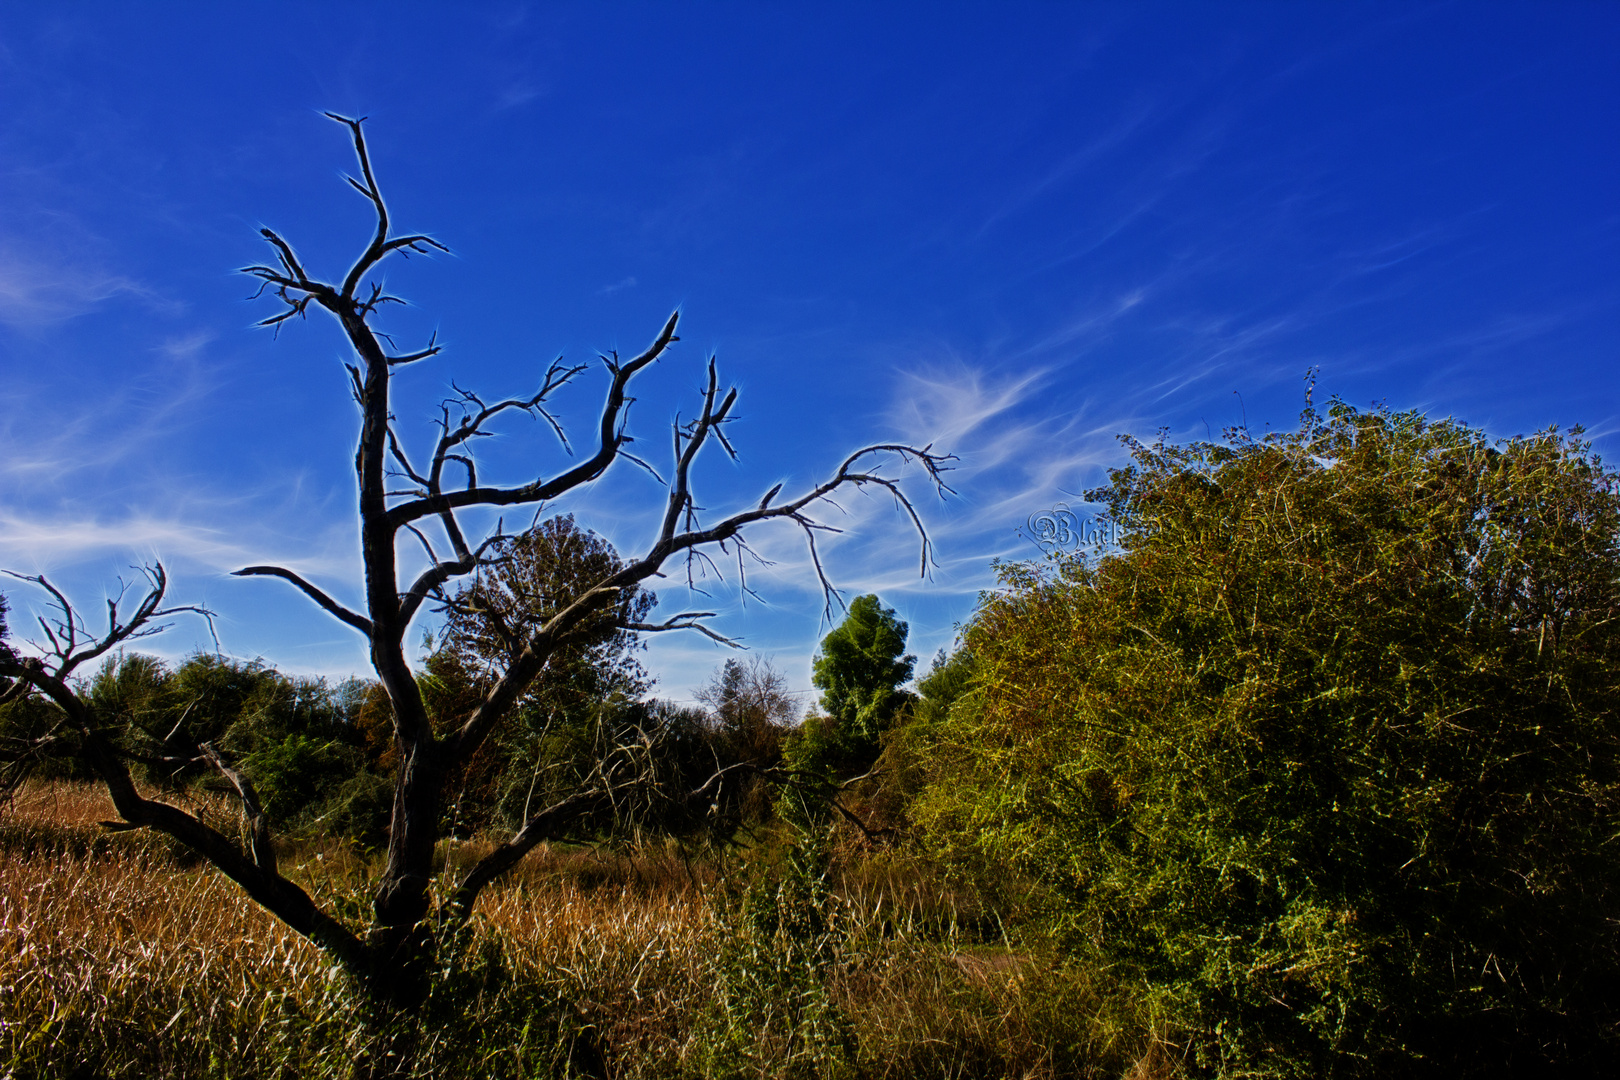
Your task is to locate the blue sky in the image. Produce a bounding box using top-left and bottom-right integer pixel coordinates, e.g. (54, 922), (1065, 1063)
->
(1, 3), (1616, 708)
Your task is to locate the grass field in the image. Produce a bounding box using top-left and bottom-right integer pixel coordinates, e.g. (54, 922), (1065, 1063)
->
(0, 782), (1163, 1079)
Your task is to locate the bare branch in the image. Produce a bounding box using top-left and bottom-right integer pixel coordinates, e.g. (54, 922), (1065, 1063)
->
(441, 576), (633, 765)
(0, 672), (32, 708)
(436, 583), (523, 663)
(443, 453), (477, 489)
(419, 361), (589, 501)
(198, 742), (279, 874)
(618, 450), (665, 485)
(403, 522), (439, 565)
(256, 228), (311, 286)
(1, 566), (214, 679)
(658, 358), (738, 546)
(230, 566), (373, 639)
(621, 611), (740, 647)
(683, 545), (724, 595)
(832, 798), (894, 845)
(397, 526), (509, 628)
(387, 312), (680, 528)
(440, 787), (601, 922)
(386, 331), (441, 366)
(386, 424), (429, 488)
(797, 515), (845, 619)
(304, 114), (455, 312)
(604, 437), (955, 624)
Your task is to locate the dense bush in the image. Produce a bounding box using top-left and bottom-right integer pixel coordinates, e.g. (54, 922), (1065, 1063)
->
(916, 401), (1620, 1076)
(12, 651), (395, 842)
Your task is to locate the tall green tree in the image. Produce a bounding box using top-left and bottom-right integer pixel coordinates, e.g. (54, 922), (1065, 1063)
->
(783, 596), (916, 828)
(917, 401), (1620, 1077)
(811, 594), (916, 748)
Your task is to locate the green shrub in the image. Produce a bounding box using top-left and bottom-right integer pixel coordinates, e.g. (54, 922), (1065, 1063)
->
(72, 652), (393, 841)
(916, 401), (1620, 1076)
(242, 731), (365, 829)
(694, 830), (855, 1078)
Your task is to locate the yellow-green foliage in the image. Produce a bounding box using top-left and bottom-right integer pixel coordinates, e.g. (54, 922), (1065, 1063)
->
(915, 401), (1620, 1077)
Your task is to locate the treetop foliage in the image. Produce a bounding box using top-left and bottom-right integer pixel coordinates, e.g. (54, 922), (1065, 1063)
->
(912, 646), (975, 727)
(914, 398), (1620, 1076)
(442, 515), (652, 691)
(696, 657), (798, 756)
(811, 594), (917, 745)
(438, 515), (654, 738)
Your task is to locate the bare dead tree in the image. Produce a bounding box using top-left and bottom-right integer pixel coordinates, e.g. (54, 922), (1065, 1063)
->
(0, 115), (951, 1003)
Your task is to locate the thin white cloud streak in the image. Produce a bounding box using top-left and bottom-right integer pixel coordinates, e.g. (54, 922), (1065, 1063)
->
(0, 508), (357, 581)
(973, 99), (1161, 241)
(0, 241), (166, 329)
(0, 330), (222, 485)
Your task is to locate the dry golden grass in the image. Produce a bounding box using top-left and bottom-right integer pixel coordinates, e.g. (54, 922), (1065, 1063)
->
(4, 779), (121, 827)
(0, 782), (1165, 1079)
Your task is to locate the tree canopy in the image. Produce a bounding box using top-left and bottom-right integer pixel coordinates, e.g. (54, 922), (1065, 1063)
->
(429, 516), (656, 833)
(915, 400), (1620, 1075)
(441, 514), (653, 706)
(811, 594), (916, 746)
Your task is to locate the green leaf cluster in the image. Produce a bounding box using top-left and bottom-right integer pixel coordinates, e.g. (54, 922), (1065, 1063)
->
(43, 652), (395, 843)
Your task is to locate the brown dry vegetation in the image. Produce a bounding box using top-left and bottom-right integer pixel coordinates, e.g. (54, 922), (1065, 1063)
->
(0, 782), (1170, 1079)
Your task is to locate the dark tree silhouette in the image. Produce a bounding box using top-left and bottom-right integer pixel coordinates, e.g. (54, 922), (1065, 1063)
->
(0, 114), (952, 1003)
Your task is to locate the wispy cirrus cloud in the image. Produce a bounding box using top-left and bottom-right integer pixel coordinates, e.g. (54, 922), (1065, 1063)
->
(0, 505), (355, 581)
(973, 97), (1161, 241)
(0, 240), (168, 330)
(0, 330), (221, 485)
(0, 510), (253, 572)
